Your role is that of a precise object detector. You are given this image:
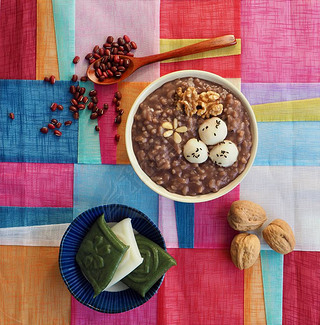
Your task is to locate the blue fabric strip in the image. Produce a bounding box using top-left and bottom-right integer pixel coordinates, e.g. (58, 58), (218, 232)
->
(73, 164), (159, 226)
(260, 250), (284, 325)
(78, 81), (102, 164)
(174, 201), (194, 248)
(0, 207), (73, 228)
(0, 80), (78, 163)
(254, 121), (320, 166)
(52, 0), (75, 80)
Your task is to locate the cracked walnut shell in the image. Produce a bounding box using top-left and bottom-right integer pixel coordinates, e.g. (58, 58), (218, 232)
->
(230, 233), (260, 270)
(262, 219), (295, 254)
(228, 200), (267, 231)
(175, 87), (223, 118)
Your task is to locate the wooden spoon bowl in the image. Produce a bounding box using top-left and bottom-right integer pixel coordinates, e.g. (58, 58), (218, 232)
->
(87, 35), (237, 85)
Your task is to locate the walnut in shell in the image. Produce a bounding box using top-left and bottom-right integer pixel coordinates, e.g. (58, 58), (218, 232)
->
(230, 233), (260, 270)
(227, 200), (267, 231)
(262, 219), (295, 254)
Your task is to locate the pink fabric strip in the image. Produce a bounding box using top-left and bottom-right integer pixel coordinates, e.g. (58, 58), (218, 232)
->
(75, 0), (160, 82)
(158, 196), (178, 248)
(0, 163), (73, 208)
(242, 0), (320, 82)
(194, 186), (239, 248)
(96, 84), (118, 165)
(283, 251), (320, 324)
(0, 0), (36, 79)
(71, 295), (158, 325)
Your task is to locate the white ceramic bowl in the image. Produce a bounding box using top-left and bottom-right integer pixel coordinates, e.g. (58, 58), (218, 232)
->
(125, 70), (258, 203)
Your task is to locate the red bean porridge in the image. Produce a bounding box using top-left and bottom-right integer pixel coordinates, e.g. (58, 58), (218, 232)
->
(132, 77), (252, 196)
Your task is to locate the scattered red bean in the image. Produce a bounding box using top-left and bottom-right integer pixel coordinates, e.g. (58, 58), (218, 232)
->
(95, 125), (100, 132)
(73, 56), (80, 64)
(79, 87), (86, 95)
(44, 76), (50, 82)
(78, 104), (85, 110)
(80, 76), (88, 82)
(93, 45), (100, 53)
(57, 105), (63, 111)
(54, 130), (62, 137)
(74, 92), (80, 100)
(85, 53), (93, 60)
(49, 75), (56, 84)
(118, 109), (124, 115)
(92, 105), (98, 113)
(71, 99), (78, 106)
(69, 105), (78, 112)
(78, 95), (84, 102)
(112, 97), (117, 103)
(90, 112), (98, 120)
(48, 123), (55, 130)
(107, 36), (114, 43)
(92, 96), (98, 104)
(87, 102), (94, 110)
(9, 112), (15, 119)
(83, 96), (89, 103)
(115, 106), (122, 112)
(50, 103), (58, 111)
(40, 127), (48, 134)
(73, 112), (79, 120)
(103, 103), (109, 110)
(51, 118), (58, 125)
(64, 120), (72, 126)
(97, 108), (104, 116)
(71, 74), (78, 82)
(116, 100), (121, 107)
(115, 134), (120, 142)
(89, 90), (97, 97)
(130, 41), (137, 49)
(70, 85), (76, 94)
(56, 122), (62, 128)
(114, 115), (122, 124)
(123, 35), (130, 43)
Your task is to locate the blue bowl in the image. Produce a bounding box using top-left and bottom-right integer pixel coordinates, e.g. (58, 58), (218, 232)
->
(59, 204), (165, 313)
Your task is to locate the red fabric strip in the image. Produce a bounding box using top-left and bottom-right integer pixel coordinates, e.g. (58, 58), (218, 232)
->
(283, 251), (320, 324)
(160, 0), (241, 39)
(0, 163), (73, 207)
(160, 56), (241, 79)
(194, 186), (240, 248)
(157, 248), (244, 324)
(71, 295), (158, 325)
(96, 84), (118, 164)
(0, 0), (36, 79)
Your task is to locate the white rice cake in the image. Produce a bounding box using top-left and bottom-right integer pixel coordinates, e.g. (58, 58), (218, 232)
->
(104, 218), (143, 289)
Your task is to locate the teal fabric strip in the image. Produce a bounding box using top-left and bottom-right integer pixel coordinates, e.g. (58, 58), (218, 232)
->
(78, 81), (102, 164)
(260, 250), (284, 325)
(52, 0), (75, 80)
(174, 202), (194, 248)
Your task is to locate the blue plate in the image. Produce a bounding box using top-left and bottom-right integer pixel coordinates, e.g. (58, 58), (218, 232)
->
(59, 204), (166, 313)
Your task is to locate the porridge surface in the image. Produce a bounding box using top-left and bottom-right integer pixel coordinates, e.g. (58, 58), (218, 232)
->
(132, 77), (252, 196)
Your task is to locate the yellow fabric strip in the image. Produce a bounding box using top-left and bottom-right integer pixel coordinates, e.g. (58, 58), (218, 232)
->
(160, 38), (241, 63)
(244, 255), (267, 325)
(117, 82), (151, 164)
(36, 0), (60, 80)
(252, 98), (320, 122)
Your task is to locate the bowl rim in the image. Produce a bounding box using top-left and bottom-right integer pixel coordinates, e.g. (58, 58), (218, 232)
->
(58, 204), (166, 313)
(125, 70), (258, 203)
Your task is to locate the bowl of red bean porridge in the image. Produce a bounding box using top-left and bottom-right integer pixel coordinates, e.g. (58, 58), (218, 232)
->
(125, 70), (258, 203)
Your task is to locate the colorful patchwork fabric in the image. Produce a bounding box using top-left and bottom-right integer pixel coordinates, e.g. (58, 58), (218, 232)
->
(0, 0), (320, 324)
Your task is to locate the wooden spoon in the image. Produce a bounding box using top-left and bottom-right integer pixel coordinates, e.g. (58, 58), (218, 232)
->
(87, 34), (237, 85)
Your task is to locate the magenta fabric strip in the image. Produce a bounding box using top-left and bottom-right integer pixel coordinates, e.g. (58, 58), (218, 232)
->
(0, 0), (36, 79)
(95, 84), (118, 164)
(194, 186), (239, 248)
(283, 252), (320, 324)
(242, 0), (320, 82)
(71, 295), (158, 325)
(0, 162), (74, 207)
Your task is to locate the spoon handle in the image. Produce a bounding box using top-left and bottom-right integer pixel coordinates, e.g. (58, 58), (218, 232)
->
(138, 35), (237, 65)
